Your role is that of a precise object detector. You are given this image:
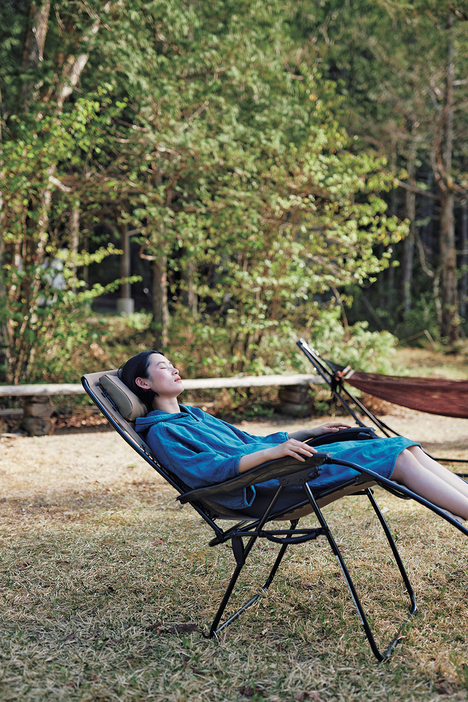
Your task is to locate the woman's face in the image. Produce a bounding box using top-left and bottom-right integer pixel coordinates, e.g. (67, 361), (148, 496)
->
(135, 353), (184, 398)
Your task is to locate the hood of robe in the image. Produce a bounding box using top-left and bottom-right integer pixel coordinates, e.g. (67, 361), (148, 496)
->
(135, 405), (201, 433)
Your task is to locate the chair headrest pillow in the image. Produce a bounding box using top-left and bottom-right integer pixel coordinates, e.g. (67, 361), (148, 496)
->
(99, 372), (148, 421)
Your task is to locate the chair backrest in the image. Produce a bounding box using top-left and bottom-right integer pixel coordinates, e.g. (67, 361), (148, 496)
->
(81, 369), (252, 523)
(82, 369), (152, 456)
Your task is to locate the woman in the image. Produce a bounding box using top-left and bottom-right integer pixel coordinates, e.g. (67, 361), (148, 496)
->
(121, 350), (468, 522)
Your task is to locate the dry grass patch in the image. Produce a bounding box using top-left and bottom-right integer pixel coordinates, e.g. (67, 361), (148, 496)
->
(1, 423), (468, 701)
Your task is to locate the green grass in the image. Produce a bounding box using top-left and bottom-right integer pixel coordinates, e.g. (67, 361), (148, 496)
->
(393, 344), (468, 380)
(1, 429), (468, 701)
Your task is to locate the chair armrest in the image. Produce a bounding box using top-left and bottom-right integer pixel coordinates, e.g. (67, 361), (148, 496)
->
(177, 453), (330, 503)
(307, 427), (376, 447)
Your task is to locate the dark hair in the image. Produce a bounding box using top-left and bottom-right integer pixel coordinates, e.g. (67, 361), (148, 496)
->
(120, 350), (163, 411)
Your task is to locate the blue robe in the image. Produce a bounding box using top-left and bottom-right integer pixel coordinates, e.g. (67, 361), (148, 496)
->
(135, 405), (417, 513)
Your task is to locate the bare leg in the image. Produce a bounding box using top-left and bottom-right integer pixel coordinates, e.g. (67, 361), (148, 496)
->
(406, 446), (468, 499)
(391, 449), (468, 521)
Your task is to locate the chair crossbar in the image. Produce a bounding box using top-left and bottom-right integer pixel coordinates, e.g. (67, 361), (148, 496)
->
(258, 527), (327, 544)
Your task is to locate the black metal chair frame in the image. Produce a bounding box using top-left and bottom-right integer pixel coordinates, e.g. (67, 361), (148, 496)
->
(82, 372), (468, 663)
(297, 338), (468, 476)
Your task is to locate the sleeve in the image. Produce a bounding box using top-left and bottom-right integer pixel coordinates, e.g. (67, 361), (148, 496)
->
(145, 424), (256, 511)
(155, 426), (239, 488)
(216, 418), (289, 446)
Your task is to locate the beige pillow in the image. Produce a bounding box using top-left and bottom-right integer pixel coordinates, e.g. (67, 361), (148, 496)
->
(100, 372), (147, 421)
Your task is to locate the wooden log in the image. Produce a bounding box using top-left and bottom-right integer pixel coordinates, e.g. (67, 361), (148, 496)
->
(182, 374), (320, 390)
(0, 374), (323, 396)
(0, 383), (84, 397)
(21, 395), (54, 434)
(0, 409), (23, 418)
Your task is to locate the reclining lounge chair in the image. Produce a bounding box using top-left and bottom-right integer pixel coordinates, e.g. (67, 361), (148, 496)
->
(82, 369), (468, 662)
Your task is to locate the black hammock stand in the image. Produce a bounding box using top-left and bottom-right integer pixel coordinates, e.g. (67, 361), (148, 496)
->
(297, 338), (468, 477)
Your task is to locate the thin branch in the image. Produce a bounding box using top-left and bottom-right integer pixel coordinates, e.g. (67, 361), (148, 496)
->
(395, 179), (439, 200)
(48, 175), (71, 192)
(415, 231), (435, 278)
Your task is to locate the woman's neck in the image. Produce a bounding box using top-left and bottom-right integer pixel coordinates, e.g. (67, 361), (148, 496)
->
(152, 397), (181, 414)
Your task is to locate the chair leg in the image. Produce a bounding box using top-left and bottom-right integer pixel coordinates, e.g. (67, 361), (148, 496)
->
(304, 484), (417, 662)
(209, 519), (297, 637)
(366, 488), (417, 616)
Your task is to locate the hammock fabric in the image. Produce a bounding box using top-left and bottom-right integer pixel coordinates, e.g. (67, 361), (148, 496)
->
(342, 369), (468, 419)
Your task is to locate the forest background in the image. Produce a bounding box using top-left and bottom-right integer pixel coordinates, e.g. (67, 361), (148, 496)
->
(2, 0), (468, 401)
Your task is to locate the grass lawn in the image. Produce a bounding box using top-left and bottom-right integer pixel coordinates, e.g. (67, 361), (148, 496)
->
(1, 411), (468, 702)
(392, 345), (468, 380)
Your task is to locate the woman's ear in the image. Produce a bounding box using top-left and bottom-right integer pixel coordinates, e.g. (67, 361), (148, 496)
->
(135, 377), (150, 390)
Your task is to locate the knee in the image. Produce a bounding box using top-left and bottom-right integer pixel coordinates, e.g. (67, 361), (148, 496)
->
(392, 448), (419, 481)
(407, 445), (421, 457)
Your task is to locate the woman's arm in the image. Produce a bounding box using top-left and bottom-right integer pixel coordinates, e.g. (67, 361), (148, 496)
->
(288, 422), (351, 443)
(238, 438), (317, 473)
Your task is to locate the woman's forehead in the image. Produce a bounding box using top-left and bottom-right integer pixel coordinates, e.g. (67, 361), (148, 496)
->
(150, 353), (170, 366)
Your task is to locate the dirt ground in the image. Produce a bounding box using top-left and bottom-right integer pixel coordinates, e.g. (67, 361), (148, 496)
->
(1, 410), (468, 701)
(2, 409), (468, 505)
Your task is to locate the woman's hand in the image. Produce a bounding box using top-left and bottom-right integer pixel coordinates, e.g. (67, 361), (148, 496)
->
(311, 421), (352, 437)
(289, 422), (352, 442)
(238, 439), (317, 473)
(268, 438), (318, 462)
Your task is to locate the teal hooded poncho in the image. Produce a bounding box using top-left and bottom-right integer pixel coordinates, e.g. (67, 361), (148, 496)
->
(135, 405), (417, 514)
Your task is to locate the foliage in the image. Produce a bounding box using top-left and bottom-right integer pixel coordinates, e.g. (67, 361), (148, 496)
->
(394, 294), (441, 346)
(301, 0), (468, 340)
(82, 0), (408, 370)
(1, 0), (410, 383)
(0, 97), (135, 382)
(304, 307), (398, 374)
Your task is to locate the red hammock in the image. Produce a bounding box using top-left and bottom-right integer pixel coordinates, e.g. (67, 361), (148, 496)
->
(342, 369), (468, 419)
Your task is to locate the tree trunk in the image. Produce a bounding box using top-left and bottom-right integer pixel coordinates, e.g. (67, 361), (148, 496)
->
(459, 200), (468, 319)
(460, 200), (468, 321)
(433, 12), (458, 341)
(22, 0), (51, 103)
(386, 146), (398, 316)
(0, 88), (8, 382)
(152, 256), (169, 348)
(117, 224), (134, 314)
(401, 142), (417, 314)
(439, 189), (458, 339)
(70, 203), (80, 292)
(22, 0), (50, 68)
(183, 261), (198, 318)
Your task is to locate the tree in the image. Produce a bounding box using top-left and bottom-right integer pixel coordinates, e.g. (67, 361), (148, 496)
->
(298, 0), (468, 341)
(0, 1), (121, 381)
(81, 0), (406, 368)
(1, 0), (408, 380)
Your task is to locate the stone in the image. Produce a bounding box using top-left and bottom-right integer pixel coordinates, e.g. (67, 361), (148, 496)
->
(23, 396), (53, 418)
(279, 387), (310, 404)
(21, 417), (54, 436)
(280, 402), (310, 418)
